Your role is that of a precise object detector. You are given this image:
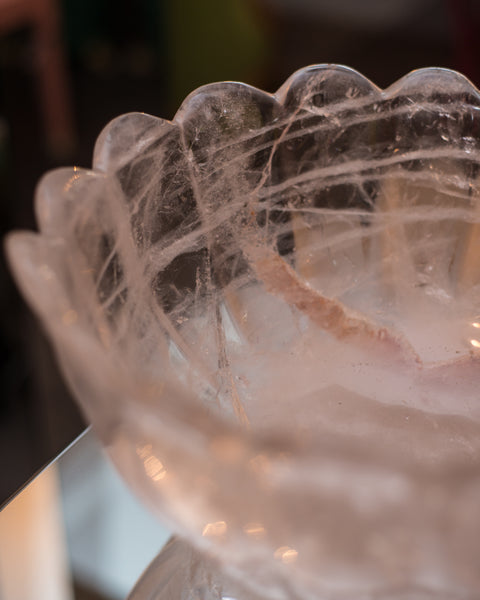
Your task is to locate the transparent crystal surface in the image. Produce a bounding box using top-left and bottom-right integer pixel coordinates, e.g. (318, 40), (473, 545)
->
(7, 65), (480, 599)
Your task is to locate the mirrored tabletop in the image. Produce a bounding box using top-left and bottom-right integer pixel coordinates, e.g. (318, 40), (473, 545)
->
(0, 428), (170, 600)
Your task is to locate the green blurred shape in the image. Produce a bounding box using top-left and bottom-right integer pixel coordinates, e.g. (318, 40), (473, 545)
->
(167, 0), (269, 109)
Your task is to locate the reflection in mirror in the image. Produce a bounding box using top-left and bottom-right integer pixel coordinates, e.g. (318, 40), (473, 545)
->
(0, 429), (170, 600)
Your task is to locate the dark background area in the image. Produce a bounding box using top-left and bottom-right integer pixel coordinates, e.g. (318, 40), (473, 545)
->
(0, 0), (477, 510)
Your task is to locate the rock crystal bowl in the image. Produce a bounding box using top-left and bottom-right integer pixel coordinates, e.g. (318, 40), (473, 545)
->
(7, 65), (480, 600)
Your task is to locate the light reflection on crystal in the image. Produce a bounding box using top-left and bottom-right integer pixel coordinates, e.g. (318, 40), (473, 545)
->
(243, 523), (265, 539)
(248, 454), (270, 475)
(39, 264), (54, 281)
(62, 167), (82, 193)
(97, 325), (110, 348)
(62, 309), (78, 325)
(209, 435), (246, 464)
(136, 444), (167, 482)
(202, 521), (227, 537)
(274, 546), (298, 564)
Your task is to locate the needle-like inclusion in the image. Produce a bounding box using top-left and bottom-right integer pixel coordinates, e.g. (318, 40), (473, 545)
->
(7, 65), (480, 600)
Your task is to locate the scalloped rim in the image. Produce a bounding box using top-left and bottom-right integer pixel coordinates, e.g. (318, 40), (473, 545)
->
(16, 63), (476, 242)
(91, 64), (480, 176)
(22, 64), (479, 238)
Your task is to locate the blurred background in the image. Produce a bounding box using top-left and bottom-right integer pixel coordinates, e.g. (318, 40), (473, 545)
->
(0, 0), (477, 598)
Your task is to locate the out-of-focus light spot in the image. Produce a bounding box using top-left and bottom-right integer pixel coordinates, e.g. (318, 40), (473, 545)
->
(470, 339), (480, 349)
(202, 521), (227, 537)
(98, 325), (110, 348)
(274, 546), (298, 564)
(249, 454), (270, 474)
(63, 169), (81, 193)
(243, 523), (265, 539)
(62, 309), (78, 325)
(143, 456), (166, 481)
(210, 435), (246, 463)
(144, 382), (165, 399)
(39, 264), (54, 281)
(136, 444), (152, 459)
(136, 444), (167, 481)
(472, 322), (480, 329)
